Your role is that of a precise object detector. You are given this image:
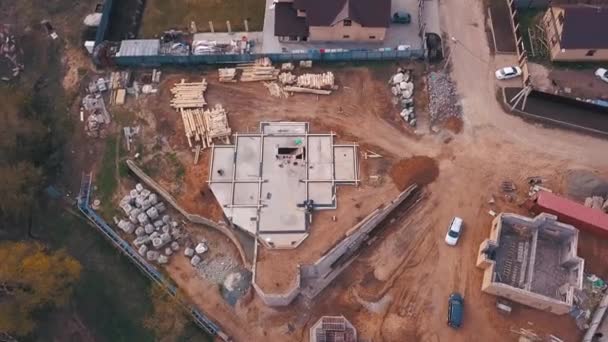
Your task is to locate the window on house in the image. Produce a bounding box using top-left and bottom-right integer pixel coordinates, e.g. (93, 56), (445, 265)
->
(369, 36), (376, 39)
(586, 50), (597, 56)
(343, 35), (350, 39)
(557, 12), (565, 25)
(343, 19), (352, 26)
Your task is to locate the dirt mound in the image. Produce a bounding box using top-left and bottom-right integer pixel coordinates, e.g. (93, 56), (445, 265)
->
(441, 116), (463, 134)
(389, 156), (439, 190)
(566, 169), (608, 201)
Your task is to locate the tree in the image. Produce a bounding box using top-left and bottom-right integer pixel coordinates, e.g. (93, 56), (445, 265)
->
(143, 285), (189, 342)
(0, 163), (43, 221)
(0, 242), (81, 337)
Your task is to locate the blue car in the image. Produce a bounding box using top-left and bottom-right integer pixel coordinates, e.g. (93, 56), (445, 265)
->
(447, 292), (464, 328)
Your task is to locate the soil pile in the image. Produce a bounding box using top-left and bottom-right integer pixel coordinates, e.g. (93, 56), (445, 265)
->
(389, 156), (439, 190)
(442, 116), (463, 134)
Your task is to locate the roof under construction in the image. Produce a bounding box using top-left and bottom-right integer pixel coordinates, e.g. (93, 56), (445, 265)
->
(208, 122), (359, 249)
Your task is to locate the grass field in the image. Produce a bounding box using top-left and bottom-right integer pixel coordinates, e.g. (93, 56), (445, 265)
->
(140, 0), (266, 37)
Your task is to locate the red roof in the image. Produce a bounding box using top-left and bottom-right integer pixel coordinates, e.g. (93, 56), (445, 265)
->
(535, 191), (608, 231)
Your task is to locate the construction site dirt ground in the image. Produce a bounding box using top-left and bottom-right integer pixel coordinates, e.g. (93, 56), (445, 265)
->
(114, 49), (608, 342)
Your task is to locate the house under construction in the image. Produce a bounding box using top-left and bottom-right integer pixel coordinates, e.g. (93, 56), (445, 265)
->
(309, 316), (357, 342)
(476, 212), (584, 315)
(208, 122), (359, 249)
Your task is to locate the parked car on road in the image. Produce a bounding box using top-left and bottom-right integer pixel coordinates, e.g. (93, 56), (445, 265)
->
(595, 68), (608, 83)
(495, 66), (522, 80)
(392, 11), (411, 24)
(444, 216), (463, 246)
(447, 292), (464, 328)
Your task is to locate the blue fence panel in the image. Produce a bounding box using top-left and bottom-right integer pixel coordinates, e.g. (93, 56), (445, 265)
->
(111, 48), (425, 67)
(95, 0), (114, 46)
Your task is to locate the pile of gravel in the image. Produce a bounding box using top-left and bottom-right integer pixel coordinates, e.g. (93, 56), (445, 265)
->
(196, 255), (238, 284)
(427, 71), (462, 122)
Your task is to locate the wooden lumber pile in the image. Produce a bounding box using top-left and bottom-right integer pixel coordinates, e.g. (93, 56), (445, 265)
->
(170, 79), (207, 109)
(296, 72), (335, 89)
(218, 68), (237, 82)
(278, 72), (296, 85)
(283, 86), (332, 95)
(237, 57), (279, 82)
(203, 104), (231, 145)
(264, 82), (289, 98)
(180, 108), (206, 148)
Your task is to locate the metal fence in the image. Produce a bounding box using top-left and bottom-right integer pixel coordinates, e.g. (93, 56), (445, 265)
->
(112, 49), (425, 67)
(76, 173), (228, 340)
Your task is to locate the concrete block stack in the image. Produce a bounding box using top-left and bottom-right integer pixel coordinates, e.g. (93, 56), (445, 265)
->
(115, 183), (184, 264)
(389, 68), (416, 127)
(184, 240), (210, 268)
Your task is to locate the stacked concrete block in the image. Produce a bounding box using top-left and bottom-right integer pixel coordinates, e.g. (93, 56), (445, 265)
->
(146, 251), (160, 261)
(195, 242), (208, 255)
(184, 247), (194, 257)
(191, 255), (201, 266)
(114, 184), (186, 265)
(158, 255), (169, 264)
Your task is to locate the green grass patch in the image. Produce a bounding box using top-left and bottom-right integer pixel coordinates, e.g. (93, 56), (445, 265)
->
(96, 136), (119, 216)
(140, 0), (266, 37)
(35, 208), (156, 342)
(167, 152), (185, 180)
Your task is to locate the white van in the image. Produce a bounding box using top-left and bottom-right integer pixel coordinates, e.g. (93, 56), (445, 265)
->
(445, 217), (463, 246)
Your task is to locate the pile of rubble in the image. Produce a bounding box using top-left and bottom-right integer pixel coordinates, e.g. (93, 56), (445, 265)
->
(115, 183), (183, 265)
(0, 25), (23, 81)
(82, 94), (111, 138)
(389, 68), (416, 127)
(427, 71), (461, 123)
(572, 273), (607, 330)
(583, 195), (608, 213)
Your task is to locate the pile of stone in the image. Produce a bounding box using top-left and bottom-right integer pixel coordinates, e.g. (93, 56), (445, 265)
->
(427, 71), (462, 123)
(584, 195), (608, 213)
(115, 183), (183, 265)
(389, 68), (416, 127)
(184, 240), (209, 267)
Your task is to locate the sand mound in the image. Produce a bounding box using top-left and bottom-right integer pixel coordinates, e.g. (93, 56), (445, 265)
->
(389, 156), (439, 190)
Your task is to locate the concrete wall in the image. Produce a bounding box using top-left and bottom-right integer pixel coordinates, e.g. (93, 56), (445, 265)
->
(543, 7), (608, 62)
(481, 281), (572, 314)
(309, 21), (386, 42)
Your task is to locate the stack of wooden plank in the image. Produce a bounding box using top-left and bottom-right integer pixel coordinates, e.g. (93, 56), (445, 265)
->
(218, 68), (237, 82)
(170, 79), (207, 109)
(237, 58), (279, 82)
(296, 72), (335, 89)
(180, 108), (206, 148)
(203, 104), (231, 145)
(278, 72), (296, 85)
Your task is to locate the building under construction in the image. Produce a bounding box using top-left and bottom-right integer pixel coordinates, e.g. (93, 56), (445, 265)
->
(476, 212), (584, 315)
(309, 316), (357, 342)
(208, 122), (359, 249)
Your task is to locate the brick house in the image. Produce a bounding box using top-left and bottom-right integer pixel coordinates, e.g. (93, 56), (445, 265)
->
(542, 5), (608, 62)
(274, 0), (391, 42)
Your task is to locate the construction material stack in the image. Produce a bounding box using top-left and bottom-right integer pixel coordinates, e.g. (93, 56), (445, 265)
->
(218, 68), (237, 82)
(238, 57), (279, 82)
(203, 104), (231, 146)
(170, 78), (207, 109)
(283, 72), (335, 95)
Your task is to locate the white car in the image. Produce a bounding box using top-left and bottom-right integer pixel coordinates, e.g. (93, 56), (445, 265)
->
(445, 217), (463, 246)
(495, 66), (522, 80)
(595, 68), (608, 83)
